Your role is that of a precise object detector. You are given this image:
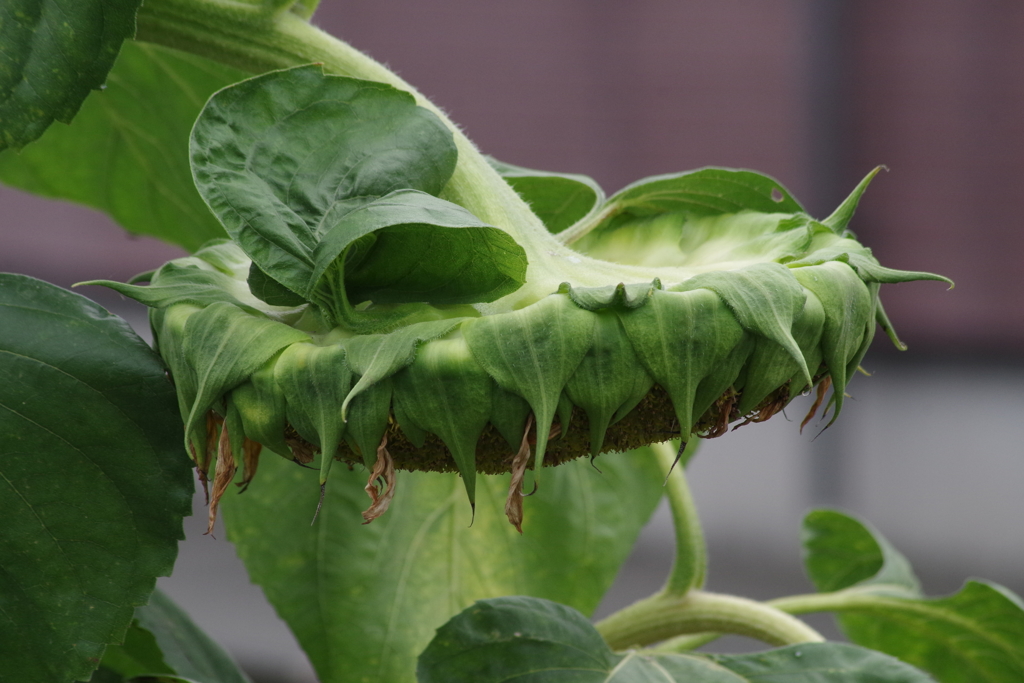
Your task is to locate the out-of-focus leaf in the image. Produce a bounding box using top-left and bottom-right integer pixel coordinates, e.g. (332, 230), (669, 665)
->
(799, 509), (1024, 682)
(0, 0), (141, 150)
(100, 621), (171, 680)
(0, 41), (243, 250)
(417, 596), (933, 683)
(103, 589), (252, 683)
(803, 508), (920, 595)
(0, 274), (191, 683)
(221, 446), (664, 683)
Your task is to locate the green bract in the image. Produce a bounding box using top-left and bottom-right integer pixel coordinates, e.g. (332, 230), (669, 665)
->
(92, 65), (949, 530)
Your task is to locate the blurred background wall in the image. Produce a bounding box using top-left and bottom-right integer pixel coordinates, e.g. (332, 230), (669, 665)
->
(2, 2), (1022, 681)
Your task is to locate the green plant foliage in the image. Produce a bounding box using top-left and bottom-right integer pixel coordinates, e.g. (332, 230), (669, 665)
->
(190, 65), (527, 310)
(0, 0), (141, 150)
(221, 448), (664, 683)
(801, 510), (1024, 682)
(0, 41), (243, 249)
(487, 157), (605, 233)
(418, 596), (933, 682)
(803, 508), (920, 594)
(0, 275), (192, 683)
(100, 589), (252, 683)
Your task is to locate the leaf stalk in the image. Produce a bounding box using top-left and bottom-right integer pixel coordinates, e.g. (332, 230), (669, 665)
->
(595, 589), (825, 651)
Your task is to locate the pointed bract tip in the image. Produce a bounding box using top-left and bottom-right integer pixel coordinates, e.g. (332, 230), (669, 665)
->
(822, 166), (887, 234)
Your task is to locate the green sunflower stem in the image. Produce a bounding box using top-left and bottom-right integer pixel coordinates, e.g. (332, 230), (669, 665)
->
(654, 440), (707, 596)
(595, 589), (826, 651)
(595, 442), (823, 650)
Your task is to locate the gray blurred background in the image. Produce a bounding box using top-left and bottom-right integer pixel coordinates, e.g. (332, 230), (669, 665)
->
(2, 2), (1023, 681)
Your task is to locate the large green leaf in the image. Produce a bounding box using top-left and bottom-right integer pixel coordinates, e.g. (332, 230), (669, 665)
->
(0, 41), (243, 249)
(0, 0), (141, 150)
(417, 596), (932, 682)
(796, 509), (1024, 682)
(0, 274), (192, 683)
(221, 446), (664, 683)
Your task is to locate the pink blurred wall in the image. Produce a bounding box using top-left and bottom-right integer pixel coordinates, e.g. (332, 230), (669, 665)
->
(3, 1), (1021, 354)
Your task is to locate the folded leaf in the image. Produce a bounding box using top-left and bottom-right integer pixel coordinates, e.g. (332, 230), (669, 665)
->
(190, 64), (460, 297)
(309, 189), (527, 305)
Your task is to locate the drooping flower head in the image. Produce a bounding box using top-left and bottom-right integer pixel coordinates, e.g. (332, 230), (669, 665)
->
(93, 66), (949, 531)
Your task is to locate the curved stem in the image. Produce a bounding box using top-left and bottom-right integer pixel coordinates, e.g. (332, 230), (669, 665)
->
(596, 589), (825, 651)
(652, 440), (706, 595)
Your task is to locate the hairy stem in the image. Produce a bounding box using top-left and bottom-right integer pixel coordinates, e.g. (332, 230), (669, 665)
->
(652, 440), (706, 595)
(596, 589), (825, 651)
